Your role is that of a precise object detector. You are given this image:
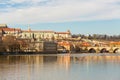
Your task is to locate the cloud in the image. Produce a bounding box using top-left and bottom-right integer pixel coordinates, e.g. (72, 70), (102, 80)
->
(0, 0), (120, 24)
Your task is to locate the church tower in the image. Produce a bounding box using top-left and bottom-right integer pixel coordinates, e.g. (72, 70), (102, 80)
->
(67, 29), (71, 35)
(28, 25), (31, 32)
(67, 29), (72, 38)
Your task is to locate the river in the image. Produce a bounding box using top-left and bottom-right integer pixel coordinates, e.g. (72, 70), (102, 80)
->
(0, 53), (120, 80)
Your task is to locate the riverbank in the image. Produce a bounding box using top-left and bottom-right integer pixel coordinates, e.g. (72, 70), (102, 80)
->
(0, 52), (120, 56)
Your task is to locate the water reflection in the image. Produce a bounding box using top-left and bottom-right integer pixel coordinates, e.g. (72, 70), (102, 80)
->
(0, 54), (120, 80)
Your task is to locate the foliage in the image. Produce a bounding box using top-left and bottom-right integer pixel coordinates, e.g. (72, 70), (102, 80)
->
(2, 35), (20, 52)
(72, 34), (120, 41)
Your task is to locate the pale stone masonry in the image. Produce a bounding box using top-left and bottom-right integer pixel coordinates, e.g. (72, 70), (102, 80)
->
(20, 29), (71, 41)
(0, 24), (7, 28)
(0, 24), (72, 40)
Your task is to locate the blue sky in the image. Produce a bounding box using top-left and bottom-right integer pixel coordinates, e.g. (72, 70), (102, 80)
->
(0, 0), (120, 35)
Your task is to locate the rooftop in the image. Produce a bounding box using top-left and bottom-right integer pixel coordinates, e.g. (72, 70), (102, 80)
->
(22, 30), (55, 33)
(55, 32), (70, 34)
(0, 28), (21, 31)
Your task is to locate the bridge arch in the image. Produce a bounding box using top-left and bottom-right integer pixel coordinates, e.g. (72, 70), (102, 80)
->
(100, 48), (109, 53)
(113, 48), (119, 53)
(88, 48), (96, 53)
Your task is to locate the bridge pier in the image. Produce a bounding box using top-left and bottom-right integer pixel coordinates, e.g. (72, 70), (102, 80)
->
(96, 48), (100, 53)
(109, 48), (114, 53)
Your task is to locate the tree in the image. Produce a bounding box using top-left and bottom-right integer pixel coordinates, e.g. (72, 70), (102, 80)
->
(88, 34), (93, 39)
(2, 35), (20, 52)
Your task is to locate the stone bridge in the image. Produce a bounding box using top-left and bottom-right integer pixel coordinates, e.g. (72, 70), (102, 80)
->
(70, 42), (120, 53)
(79, 47), (120, 53)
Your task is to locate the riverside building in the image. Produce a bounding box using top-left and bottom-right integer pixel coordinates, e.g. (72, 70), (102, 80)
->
(20, 27), (71, 41)
(0, 24), (21, 36)
(0, 24), (72, 53)
(0, 24), (71, 41)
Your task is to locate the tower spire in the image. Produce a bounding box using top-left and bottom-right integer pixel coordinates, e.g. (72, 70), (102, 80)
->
(28, 25), (31, 31)
(67, 29), (71, 34)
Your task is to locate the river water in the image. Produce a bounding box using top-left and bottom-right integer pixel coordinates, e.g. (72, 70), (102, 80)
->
(0, 53), (120, 80)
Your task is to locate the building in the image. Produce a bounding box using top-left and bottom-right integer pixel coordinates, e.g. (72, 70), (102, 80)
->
(20, 29), (55, 41)
(20, 27), (71, 41)
(0, 24), (7, 28)
(0, 24), (21, 37)
(0, 29), (3, 42)
(0, 24), (72, 42)
(55, 30), (71, 39)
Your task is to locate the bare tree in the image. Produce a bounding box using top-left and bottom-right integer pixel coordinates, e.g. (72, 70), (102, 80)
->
(2, 35), (20, 52)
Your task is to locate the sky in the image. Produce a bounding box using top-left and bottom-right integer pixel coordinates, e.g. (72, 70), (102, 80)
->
(0, 0), (120, 35)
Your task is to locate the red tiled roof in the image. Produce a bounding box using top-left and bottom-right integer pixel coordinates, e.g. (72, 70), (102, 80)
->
(0, 28), (21, 31)
(55, 32), (70, 34)
(22, 30), (54, 33)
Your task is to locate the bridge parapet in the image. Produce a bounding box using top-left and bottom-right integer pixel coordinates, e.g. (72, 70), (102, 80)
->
(79, 47), (120, 53)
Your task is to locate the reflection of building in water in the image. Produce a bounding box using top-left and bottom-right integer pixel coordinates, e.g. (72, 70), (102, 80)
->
(43, 56), (57, 63)
(5, 55), (44, 65)
(57, 54), (70, 70)
(72, 56), (120, 64)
